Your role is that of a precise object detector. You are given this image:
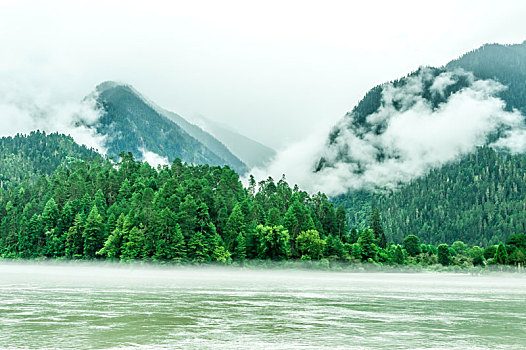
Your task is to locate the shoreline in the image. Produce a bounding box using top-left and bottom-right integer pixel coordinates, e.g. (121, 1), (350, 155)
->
(0, 258), (523, 275)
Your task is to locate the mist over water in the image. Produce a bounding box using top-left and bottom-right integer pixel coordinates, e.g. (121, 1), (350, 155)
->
(1, 262), (525, 349)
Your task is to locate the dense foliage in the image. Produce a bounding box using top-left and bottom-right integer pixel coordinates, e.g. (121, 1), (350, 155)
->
(0, 131), (101, 190)
(0, 135), (522, 269)
(333, 147), (526, 246)
(0, 134), (348, 262)
(447, 41), (526, 114)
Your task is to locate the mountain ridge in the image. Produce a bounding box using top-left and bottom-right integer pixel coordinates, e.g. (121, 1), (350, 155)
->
(90, 82), (249, 174)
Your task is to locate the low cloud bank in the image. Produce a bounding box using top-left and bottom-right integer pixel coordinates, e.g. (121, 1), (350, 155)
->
(139, 147), (170, 168)
(0, 82), (107, 153)
(251, 68), (526, 195)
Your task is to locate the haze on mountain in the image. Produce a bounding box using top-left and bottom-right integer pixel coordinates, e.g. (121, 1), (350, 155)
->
(322, 41), (526, 246)
(2, 1), (526, 152)
(256, 41), (526, 195)
(90, 81), (252, 174)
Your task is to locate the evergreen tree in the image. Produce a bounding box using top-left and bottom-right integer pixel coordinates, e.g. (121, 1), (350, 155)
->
(65, 214), (84, 259)
(83, 206), (105, 259)
(122, 226), (144, 260)
(437, 244), (450, 266)
(495, 243), (508, 265)
(358, 229), (377, 262)
(403, 235), (421, 257)
(232, 232), (246, 261)
(393, 245), (405, 265)
(257, 225), (290, 260)
(187, 230), (207, 262)
(224, 204), (245, 251)
(370, 207), (386, 248)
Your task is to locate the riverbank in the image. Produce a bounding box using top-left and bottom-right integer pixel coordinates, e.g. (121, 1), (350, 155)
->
(0, 257), (524, 275)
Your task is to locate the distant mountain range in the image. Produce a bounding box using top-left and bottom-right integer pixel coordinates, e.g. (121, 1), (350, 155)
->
(88, 81), (275, 174)
(183, 114), (276, 169)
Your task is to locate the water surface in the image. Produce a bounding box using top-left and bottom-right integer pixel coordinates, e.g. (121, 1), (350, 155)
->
(0, 262), (525, 349)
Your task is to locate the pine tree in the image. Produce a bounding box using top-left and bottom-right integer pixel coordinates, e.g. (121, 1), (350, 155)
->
(437, 244), (450, 266)
(83, 206), (105, 259)
(41, 198), (59, 231)
(495, 243), (508, 265)
(358, 228), (377, 261)
(232, 232), (246, 261)
(224, 205), (245, 251)
(122, 226), (144, 260)
(370, 207), (386, 248)
(66, 214), (84, 259)
(187, 231), (207, 262)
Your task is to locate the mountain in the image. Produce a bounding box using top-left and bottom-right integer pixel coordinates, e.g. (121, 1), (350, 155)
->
(175, 114), (276, 169)
(0, 131), (101, 189)
(321, 41), (526, 244)
(90, 82), (248, 174)
(446, 41), (526, 114)
(316, 42), (526, 188)
(333, 147), (526, 246)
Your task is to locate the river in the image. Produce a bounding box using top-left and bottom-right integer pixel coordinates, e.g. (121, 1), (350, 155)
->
(0, 262), (525, 349)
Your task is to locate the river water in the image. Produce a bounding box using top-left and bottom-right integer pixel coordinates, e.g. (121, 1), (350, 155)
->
(0, 262), (525, 349)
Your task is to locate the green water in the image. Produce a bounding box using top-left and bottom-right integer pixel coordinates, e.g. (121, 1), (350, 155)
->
(0, 262), (525, 349)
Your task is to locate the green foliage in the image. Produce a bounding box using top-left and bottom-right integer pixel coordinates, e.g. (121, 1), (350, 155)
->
(470, 246), (485, 266)
(447, 42), (526, 114)
(335, 147), (526, 246)
(296, 230), (326, 260)
(0, 132), (523, 268)
(358, 229), (376, 261)
(83, 206), (105, 259)
(257, 225), (290, 261)
(393, 245), (405, 265)
(370, 207), (386, 248)
(437, 244), (451, 266)
(403, 235), (421, 257)
(495, 243), (508, 265)
(0, 131), (101, 190)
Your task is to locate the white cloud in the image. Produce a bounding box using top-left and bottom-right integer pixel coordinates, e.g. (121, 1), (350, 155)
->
(139, 147), (170, 168)
(252, 69), (526, 195)
(0, 82), (107, 153)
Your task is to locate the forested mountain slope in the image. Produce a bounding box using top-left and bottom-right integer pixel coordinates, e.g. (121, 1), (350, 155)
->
(334, 148), (526, 246)
(91, 82), (248, 174)
(0, 131), (101, 190)
(447, 41), (526, 114)
(325, 41), (526, 245)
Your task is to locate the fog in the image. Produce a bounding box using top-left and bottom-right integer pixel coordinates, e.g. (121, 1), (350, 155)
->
(1, 0), (526, 149)
(252, 69), (526, 195)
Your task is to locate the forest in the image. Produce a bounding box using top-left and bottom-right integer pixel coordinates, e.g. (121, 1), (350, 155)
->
(0, 132), (524, 268)
(333, 147), (526, 248)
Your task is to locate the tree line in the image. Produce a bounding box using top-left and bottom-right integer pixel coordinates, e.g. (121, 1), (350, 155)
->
(0, 133), (524, 268)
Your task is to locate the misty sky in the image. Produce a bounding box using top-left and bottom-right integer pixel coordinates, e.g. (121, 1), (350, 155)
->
(1, 0), (526, 149)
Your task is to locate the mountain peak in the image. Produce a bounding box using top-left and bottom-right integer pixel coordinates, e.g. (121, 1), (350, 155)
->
(95, 80), (130, 93)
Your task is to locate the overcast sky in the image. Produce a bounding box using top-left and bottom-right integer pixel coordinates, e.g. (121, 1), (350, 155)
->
(1, 0), (525, 149)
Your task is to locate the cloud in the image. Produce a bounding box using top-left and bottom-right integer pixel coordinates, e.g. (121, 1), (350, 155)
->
(0, 81), (107, 153)
(251, 68), (526, 195)
(139, 147), (170, 168)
